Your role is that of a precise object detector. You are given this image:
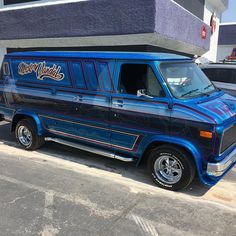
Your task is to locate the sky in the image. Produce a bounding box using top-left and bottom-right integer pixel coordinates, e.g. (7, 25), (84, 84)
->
(221, 0), (236, 23)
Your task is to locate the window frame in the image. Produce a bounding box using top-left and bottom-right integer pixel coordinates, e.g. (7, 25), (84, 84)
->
(70, 61), (88, 90)
(117, 61), (166, 98)
(159, 61), (216, 99)
(96, 61), (115, 93)
(83, 60), (101, 92)
(3, 62), (10, 76)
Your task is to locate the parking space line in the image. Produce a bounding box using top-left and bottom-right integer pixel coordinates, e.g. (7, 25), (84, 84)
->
(130, 214), (159, 236)
(42, 191), (58, 236)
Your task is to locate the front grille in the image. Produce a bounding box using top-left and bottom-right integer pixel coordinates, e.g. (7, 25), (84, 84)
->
(221, 124), (236, 154)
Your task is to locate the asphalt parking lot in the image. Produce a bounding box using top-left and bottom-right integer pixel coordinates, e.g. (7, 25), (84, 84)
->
(0, 121), (235, 236)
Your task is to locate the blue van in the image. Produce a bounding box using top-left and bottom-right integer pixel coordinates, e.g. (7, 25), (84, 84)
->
(0, 51), (236, 191)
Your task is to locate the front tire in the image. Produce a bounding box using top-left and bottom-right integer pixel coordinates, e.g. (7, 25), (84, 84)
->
(15, 119), (45, 150)
(147, 145), (195, 191)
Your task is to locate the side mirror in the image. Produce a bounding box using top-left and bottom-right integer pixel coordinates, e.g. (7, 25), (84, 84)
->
(137, 89), (153, 99)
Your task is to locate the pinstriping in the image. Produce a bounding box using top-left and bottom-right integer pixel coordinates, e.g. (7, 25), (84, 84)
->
(46, 128), (140, 151)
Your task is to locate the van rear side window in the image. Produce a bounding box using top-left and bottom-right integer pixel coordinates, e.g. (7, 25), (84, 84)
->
(84, 62), (100, 91)
(11, 59), (72, 87)
(97, 62), (114, 92)
(3, 62), (10, 76)
(0, 67), (2, 81)
(71, 62), (87, 89)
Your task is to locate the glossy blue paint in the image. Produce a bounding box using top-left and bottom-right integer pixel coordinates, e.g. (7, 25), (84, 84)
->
(137, 135), (203, 170)
(13, 110), (44, 136)
(0, 51), (235, 188)
(7, 51), (191, 61)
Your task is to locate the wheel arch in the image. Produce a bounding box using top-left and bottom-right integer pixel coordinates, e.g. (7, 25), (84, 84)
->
(137, 136), (203, 176)
(11, 111), (44, 136)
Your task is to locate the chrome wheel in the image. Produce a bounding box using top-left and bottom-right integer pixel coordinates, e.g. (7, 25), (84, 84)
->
(17, 126), (32, 147)
(154, 155), (182, 185)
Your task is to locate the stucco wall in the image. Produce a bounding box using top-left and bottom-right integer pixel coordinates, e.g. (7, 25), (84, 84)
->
(155, 0), (210, 52)
(0, 0), (156, 39)
(0, 0), (210, 55)
(0, 47), (6, 63)
(202, 0), (221, 62)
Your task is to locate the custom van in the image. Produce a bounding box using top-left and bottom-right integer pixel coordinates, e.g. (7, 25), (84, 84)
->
(0, 51), (236, 191)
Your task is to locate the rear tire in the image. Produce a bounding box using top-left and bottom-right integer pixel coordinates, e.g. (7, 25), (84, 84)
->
(15, 119), (45, 150)
(147, 145), (195, 191)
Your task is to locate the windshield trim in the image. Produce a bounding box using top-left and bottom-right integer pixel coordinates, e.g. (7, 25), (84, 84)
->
(158, 61), (217, 100)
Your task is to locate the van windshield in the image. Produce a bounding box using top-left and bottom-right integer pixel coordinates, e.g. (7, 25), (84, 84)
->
(159, 62), (216, 99)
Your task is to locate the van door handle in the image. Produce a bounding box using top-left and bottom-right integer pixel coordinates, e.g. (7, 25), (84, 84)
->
(112, 100), (123, 107)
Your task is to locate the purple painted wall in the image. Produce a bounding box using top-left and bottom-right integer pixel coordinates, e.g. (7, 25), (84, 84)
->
(155, 0), (210, 51)
(0, 0), (210, 51)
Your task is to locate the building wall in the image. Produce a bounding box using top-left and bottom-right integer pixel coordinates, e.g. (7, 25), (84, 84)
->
(0, 0), (228, 64)
(0, 0), (210, 52)
(174, 0), (205, 20)
(217, 45), (236, 62)
(0, 47), (6, 62)
(202, 0), (221, 62)
(217, 23), (236, 62)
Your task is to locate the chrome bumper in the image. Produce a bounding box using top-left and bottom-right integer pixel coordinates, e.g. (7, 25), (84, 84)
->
(207, 148), (236, 177)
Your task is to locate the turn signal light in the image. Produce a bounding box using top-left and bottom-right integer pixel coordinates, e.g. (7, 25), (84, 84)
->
(200, 131), (213, 139)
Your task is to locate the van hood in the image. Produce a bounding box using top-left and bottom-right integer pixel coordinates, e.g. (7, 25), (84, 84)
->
(182, 93), (236, 125)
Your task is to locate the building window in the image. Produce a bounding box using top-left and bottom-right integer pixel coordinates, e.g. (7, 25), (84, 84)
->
(4, 0), (40, 5)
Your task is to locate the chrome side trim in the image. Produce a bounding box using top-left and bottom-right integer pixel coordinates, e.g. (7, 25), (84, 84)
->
(45, 137), (135, 162)
(207, 147), (236, 177)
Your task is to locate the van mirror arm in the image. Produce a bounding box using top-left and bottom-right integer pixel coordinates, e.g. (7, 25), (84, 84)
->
(137, 89), (153, 99)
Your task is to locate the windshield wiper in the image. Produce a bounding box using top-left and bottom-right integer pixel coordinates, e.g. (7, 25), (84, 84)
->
(181, 89), (199, 98)
(204, 84), (214, 90)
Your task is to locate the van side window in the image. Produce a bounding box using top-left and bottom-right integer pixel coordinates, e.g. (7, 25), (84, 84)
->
(216, 69), (234, 84)
(3, 62), (10, 76)
(71, 62), (87, 89)
(202, 68), (216, 81)
(119, 64), (165, 97)
(0, 67), (2, 81)
(232, 69), (236, 84)
(97, 62), (114, 92)
(203, 68), (236, 84)
(84, 62), (100, 91)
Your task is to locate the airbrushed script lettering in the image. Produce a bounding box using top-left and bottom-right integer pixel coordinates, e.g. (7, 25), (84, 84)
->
(18, 62), (65, 81)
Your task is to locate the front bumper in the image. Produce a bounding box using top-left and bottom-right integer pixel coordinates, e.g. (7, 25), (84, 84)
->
(207, 147), (236, 177)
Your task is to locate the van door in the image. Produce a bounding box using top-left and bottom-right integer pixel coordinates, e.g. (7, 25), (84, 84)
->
(64, 60), (114, 149)
(111, 61), (172, 156)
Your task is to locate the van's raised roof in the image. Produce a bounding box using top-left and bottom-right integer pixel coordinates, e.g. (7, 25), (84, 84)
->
(6, 51), (191, 61)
